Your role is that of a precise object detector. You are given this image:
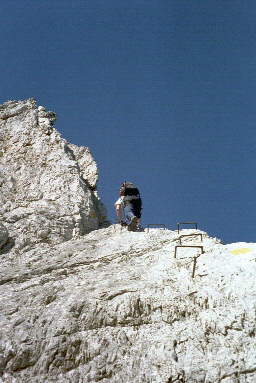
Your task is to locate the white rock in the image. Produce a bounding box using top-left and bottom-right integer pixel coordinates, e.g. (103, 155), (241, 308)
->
(0, 227), (255, 382)
(0, 99), (108, 252)
(0, 99), (255, 383)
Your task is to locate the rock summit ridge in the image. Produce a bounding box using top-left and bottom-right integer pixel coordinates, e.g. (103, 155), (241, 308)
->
(0, 99), (108, 253)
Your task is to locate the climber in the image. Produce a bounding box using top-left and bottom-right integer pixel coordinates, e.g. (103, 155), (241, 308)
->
(115, 181), (142, 231)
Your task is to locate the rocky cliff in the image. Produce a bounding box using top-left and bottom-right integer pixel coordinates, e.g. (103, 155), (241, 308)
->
(0, 99), (108, 253)
(0, 100), (255, 383)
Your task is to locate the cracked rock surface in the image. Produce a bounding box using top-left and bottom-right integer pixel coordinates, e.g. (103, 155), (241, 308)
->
(0, 98), (255, 382)
(0, 226), (255, 383)
(0, 99), (108, 252)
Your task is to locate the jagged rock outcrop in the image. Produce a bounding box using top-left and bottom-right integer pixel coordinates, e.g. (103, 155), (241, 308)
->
(0, 226), (255, 383)
(0, 99), (108, 252)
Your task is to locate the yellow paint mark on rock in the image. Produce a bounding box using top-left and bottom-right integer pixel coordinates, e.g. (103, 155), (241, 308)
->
(230, 248), (251, 255)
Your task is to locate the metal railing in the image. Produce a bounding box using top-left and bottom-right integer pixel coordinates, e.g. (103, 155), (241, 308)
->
(178, 233), (203, 245)
(174, 245), (204, 278)
(177, 222), (198, 233)
(174, 245), (204, 258)
(146, 224), (167, 233)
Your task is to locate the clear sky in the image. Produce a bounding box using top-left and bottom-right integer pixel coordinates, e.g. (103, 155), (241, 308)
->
(1, 0), (256, 243)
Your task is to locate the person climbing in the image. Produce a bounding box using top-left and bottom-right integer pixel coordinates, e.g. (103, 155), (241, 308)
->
(115, 181), (142, 231)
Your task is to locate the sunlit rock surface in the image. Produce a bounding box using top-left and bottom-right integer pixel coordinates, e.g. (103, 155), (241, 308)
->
(0, 99), (108, 252)
(0, 226), (255, 383)
(0, 99), (255, 382)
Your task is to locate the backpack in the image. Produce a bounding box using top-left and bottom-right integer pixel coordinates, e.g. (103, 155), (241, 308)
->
(120, 181), (140, 198)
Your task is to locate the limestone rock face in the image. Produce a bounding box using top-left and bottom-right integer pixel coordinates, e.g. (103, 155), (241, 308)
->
(0, 226), (255, 383)
(0, 99), (108, 251)
(0, 99), (255, 383)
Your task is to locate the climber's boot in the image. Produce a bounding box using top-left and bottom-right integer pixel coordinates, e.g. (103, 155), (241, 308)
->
(127, 216), (139, 232)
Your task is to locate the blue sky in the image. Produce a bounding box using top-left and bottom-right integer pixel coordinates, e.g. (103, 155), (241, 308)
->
(1, 0), (256, 243)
